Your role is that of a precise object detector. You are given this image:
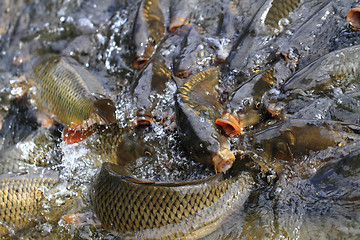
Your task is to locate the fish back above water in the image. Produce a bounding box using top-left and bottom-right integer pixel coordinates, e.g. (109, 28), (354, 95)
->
(282, 44), (360, 92)
(31, 55), (115, 144)
(91, 162), (253, 239)
(133, 0), (167, 69)
(175, 68), (235, 172)
(0, 174), (59, 235)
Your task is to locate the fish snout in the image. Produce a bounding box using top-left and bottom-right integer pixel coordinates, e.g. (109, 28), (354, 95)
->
(216, 112), (243, 136)
(347, 6), (360, 30)
(213, 148), (235, 173)
(169, 17), (191, 33)
(134, 57), (149, 69)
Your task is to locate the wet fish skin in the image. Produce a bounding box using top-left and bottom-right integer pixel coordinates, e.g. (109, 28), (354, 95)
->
(132, 53), (172, 125)
(175, 68), (235, 172)
(169, 0), (196, 32)
(32, 55), (115, 128)
(281, 45), (360, 93)
(263, 0), (301, 31)
(132, 0), (167, 69)
(0, 174), (59, 235)
(0, 131), (61, 175)
(173, 27), (215, 78)
(228, 69), (277, 113)
(216, 69), (277, 136)
(249, 119), (360, 172)
(87, 124), (157, 167)
(91, 162), (253, 239)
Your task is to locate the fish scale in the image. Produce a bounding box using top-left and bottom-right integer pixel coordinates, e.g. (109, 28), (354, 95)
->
(91, 162), (253, 239)
(32, 55), (115, 134)
(264, 0), (300, 28)
(0, 175), (59, 235)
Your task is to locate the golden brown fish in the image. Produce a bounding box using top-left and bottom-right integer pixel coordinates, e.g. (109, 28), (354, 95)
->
(132, 0), (167, 69)
(131, 53), (172, 125)
(175, 67), (235, 173)
(91, 162), (254, 239)
(248, 119), (360, 173)
(31, 55), (115, 144)
(0, 173), (59, 236)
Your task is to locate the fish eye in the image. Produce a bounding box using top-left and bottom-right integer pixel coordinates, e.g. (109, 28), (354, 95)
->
(210, 44), (218, 50)
(149, 37), (156, 46)
(255, 101), (261, 109)
(254, 140), (263, 151)
(144, 149), (152, 156)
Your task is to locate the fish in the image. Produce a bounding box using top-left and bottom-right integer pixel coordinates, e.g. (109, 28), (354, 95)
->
(217, 69), (277, 136)
(173, 27), (216, 78)
(91, 162), (254, 239)
(131, 53), (172, 126)
(132, 0), (167, 69)
(347, 5), (360, 30)
(0, 173), (59, 236)
(261, 0), (301, 33)
(175, 67), (235, 173)
(281, 44), (360, 93)
(31, 55), (115, 144)
(205, 0), (243, 62)
(248, 119), (360, 173)
(169, 0), (195, 32)
(0, 129), (61, 175)
(86, 124), (155, 167)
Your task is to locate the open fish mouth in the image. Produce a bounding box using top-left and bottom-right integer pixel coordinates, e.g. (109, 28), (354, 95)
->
(134, 57), (150, 69)
(169, 17), (192, 33)
(212, 148), (236, 173)
(133, 114), (154, 126)
(216, 113), (243, 136)
(347, 6), (360, 29)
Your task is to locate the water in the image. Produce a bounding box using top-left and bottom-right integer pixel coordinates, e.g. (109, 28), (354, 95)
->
(0, 0), (359, 239)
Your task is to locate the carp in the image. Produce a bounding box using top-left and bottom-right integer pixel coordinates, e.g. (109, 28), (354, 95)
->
(132, 0), (168, 69)
(91, 162), (253, 239)
(131, 53), (172, 126)
(175, 67), (235, 173)
(248, 119), (360, 173)
(30, 55), (115, 144)
(0, 173), (59, 236)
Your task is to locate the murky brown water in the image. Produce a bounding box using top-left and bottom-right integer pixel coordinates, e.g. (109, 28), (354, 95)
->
(0, 0), (359, 239)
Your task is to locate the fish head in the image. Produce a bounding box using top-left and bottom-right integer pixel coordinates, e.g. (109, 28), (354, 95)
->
(206, 37), (232, 62)
(347, 6), (360, 30)
(216, 112), (243, 136)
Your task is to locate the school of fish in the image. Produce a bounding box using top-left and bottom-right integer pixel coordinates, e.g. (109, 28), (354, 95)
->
(0, 0), (360, 239)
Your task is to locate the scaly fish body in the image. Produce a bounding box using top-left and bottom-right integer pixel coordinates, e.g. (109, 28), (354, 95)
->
(86, 124), (144, 167)
(91, 162), (253, 239)
(175, 68), (235, 173)
(32, 55), (115, 143)
(0, 174), (59, 235)
(132, 53), (172, 125)
(133, 0), (167, 69)
(0, 130), (61, 175)
(282, 44), (360, 92)
(249, 119), (360, 173)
